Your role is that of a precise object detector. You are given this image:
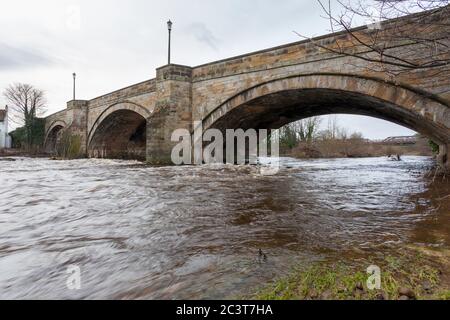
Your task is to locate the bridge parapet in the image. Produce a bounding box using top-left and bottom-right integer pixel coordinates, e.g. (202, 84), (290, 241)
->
(88, 79), (156, 109)
(190, 9), (450, 118)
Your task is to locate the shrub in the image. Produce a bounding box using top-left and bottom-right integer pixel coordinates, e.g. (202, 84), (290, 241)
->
(429, 140), (440, 154)
(56, 132), (82, 159)
(9, 118), (45, 151)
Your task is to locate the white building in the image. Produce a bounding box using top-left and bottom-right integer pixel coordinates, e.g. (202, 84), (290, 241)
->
(0, 106), (11, 149)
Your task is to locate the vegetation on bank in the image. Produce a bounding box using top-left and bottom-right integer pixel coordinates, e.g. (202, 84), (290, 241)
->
(286, 137), (434, 159)
(249, 247), (450, 300)
(429, 140), (440, 154)
(54, 132), (83, 159)
(9, 118), (45, 151)
(278, 117), (437, 159)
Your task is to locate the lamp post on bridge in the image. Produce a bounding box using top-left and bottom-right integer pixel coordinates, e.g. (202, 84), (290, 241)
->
(73, 72), (76, 101)
(167, 20), (173, 65)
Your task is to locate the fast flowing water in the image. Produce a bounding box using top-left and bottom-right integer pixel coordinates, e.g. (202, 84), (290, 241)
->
(0, 156), (449, 299)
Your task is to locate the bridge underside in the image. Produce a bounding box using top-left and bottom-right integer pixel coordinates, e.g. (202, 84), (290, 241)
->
(207, 89), (449, 146)
(89, 110), (147, 161)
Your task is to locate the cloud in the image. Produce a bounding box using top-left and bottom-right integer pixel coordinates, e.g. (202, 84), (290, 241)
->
(0, 43), (54, 70)
(187, 23), (220, 51)
(0, 1), (417, 139)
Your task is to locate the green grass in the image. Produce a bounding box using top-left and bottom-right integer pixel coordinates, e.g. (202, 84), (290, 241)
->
(249, 249), (449, 300)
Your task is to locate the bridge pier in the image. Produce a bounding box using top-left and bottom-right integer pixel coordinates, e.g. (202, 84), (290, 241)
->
(146, 64), (193, 165)
(67, 100), (89, 156)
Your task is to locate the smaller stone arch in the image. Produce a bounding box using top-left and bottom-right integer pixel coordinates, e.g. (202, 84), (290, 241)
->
(88, 101), (151, 160)
(87, 101), (151, 146)
(44, 120), (67, 153)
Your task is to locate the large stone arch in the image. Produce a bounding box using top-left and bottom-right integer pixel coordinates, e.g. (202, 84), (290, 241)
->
(88, 101), (151, 160)
(44, 120), (67, 152)
(201, 73), (450, 146)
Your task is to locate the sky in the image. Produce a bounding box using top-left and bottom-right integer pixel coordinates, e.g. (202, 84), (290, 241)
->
(0, 0), (415, 139)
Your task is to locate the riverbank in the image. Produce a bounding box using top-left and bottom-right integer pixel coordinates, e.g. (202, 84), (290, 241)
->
(0, 148), (49, 158)
(248, 171), (450, 301)
(282, 138), (434, 159)
(248, 246), (450, 300)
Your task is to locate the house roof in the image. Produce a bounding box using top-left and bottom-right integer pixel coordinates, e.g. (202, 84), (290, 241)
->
(0, 109), (6, 122)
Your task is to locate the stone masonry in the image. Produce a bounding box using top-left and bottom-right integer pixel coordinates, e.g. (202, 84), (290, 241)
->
(45, 10), (450, 168)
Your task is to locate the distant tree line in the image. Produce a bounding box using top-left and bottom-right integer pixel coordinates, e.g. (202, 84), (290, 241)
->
(9, 118), (45, 149)
(278, 116), (365, 152)
(278, 116), (438, 159)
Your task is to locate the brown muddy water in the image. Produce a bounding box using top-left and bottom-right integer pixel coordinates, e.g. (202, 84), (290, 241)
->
(0, 156), (449, 299)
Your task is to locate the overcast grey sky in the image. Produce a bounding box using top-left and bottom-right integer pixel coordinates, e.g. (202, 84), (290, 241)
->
(0, 0), (415, 139)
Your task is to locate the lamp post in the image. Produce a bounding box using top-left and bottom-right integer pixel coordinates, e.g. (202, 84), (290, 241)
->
(167, 20), (172, 65)
(72, 72), (76, 101)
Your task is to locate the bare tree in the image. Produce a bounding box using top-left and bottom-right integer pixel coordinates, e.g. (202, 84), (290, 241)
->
(350, 132), (364, 140)
(317, 116), (353, 141)
(318, 115), (340, 140)
(3, 83), (47, 148)
(298, 117), (322, 143)
(297, 0), (450, 76)
(279, 117), (322, 150)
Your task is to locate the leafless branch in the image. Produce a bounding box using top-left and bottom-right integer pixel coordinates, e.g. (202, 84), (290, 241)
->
(297, 0), (450, 76)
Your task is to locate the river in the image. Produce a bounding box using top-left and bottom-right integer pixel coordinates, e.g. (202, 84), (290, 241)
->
(0, 156), (449, 299)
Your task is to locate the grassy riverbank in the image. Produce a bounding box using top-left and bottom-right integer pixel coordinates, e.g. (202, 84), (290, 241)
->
(248, 247), (450, 300)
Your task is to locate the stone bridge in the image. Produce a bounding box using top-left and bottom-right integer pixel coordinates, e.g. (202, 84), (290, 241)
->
(45, 10), (450, 168)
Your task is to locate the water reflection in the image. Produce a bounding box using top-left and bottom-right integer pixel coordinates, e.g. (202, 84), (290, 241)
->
(0, 156), (448, 299)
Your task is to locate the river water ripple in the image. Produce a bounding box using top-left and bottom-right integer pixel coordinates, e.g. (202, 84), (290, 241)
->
(0, 156), (449, 299)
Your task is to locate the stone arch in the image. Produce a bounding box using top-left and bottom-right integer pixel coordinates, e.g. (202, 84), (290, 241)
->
(201, 73), (450, 145)
(44, 120), (67, 153)
(88, 101), (151, 160)
(88, 101), (151, 145)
